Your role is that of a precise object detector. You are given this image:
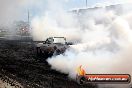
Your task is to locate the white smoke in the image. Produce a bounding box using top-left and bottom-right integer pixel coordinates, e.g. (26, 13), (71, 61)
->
(31, 1), (132, 88)
(0, 0), (46, 35)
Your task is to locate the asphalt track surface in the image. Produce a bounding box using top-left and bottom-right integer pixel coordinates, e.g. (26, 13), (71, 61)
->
(0, 39), (97, 88)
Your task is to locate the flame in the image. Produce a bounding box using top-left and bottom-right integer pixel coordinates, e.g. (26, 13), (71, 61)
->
(77, 65), (86, 76)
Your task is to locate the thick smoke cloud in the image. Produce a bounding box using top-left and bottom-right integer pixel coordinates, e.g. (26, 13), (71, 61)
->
(31, 0), (132, 73)
(31, 1), (132, 88)
(0, 0), (46, 29)
(0, 0), (25, 27)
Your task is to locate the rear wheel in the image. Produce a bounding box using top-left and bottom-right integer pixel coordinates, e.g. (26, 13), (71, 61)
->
(36, 47), (42, 56)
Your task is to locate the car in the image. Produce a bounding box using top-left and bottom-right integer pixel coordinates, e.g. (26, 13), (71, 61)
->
(36, 37), (72, 58)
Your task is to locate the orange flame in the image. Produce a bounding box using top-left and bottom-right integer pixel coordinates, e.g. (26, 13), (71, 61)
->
(77, 65), (86, 76)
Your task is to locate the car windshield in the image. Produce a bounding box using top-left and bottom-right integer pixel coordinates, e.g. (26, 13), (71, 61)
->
(53, 38), (65, 44)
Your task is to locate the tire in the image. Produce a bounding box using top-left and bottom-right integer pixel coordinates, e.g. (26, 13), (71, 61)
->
(36, 47), (42, 56)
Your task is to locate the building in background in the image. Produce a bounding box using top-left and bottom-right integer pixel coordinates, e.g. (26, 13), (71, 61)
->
(14, 21), (30, 36)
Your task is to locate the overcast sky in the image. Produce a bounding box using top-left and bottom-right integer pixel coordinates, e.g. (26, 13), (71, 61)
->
(0, 0), (131, 26)
(29, 0), (132, 16)
(61, 0), (132, 9)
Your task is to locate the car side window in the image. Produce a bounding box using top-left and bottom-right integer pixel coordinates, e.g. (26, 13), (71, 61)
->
(46, 38), (53, 44)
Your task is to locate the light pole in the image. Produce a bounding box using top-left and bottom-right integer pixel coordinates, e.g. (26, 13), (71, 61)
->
(28, 10), (30, 28)
(86, 0), (87, 8)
